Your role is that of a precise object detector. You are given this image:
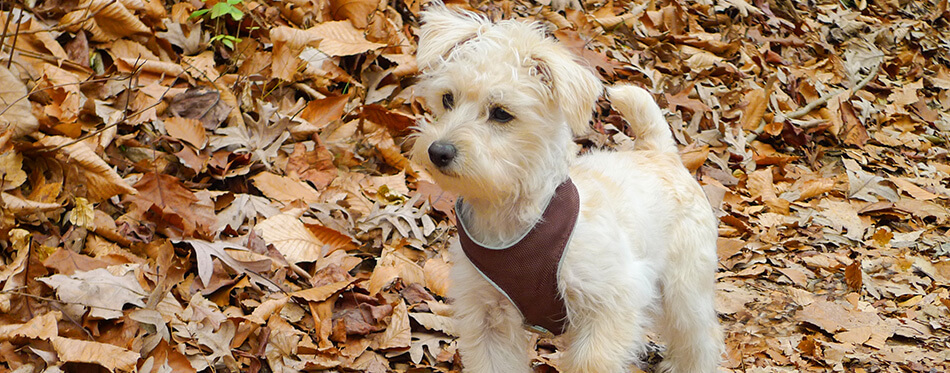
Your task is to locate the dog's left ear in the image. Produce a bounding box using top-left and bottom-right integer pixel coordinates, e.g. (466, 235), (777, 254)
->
(531, 48), (602, 136)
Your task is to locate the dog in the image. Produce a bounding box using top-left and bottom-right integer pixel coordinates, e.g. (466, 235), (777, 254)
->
(410, 5), (723, 372)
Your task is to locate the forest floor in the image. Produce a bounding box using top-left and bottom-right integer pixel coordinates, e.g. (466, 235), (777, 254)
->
(1, 0), (949, 372)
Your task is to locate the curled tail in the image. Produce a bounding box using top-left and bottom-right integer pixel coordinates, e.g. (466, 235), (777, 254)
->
(607, 85), (678, 153)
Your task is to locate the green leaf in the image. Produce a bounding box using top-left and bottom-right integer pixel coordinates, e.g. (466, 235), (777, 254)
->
(190, 9), (210, 19)
(210, 3), (230, 19)
(227, 7), (244, 21)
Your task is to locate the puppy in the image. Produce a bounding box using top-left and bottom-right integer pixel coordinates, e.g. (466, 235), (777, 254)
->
(411, 5), (723, 372)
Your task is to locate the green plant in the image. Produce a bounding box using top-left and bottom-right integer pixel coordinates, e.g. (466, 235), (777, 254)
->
(190, 0), (245, 49)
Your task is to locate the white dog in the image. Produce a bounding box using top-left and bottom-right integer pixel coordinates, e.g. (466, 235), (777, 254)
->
(411, 5), (723, 372)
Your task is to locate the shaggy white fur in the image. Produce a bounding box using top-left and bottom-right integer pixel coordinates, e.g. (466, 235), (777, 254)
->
(411, 5), (723, 372)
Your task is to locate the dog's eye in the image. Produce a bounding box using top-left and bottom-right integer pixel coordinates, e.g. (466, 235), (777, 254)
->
(489, 107), (514, 123)
(442, 93), (454, 110)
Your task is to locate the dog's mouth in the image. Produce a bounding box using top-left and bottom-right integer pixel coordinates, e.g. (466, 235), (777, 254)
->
(431, 166), (459, 178)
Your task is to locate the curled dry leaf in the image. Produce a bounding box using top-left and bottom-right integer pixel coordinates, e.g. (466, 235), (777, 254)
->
(291, 279), (352, 302)
(61, 0), (151, 42)
(51, 336), (140, 372)
(423, 257), (450, 298)
(409, 312), (457, 337)
(0, 66), (39, 138)
(0, 311), (60, 341)
(367, 246), (425, 296)
(37, 136), (137, 202)
(329, 0), (380, 28)
(373, 301), (411, 350)
(0, 151), (26, 191)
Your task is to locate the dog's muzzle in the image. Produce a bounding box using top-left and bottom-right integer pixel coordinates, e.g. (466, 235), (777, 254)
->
(428, 141), (457, 169)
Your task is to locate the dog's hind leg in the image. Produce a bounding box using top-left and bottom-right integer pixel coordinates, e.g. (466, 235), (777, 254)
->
(451, 252), (533, 373)
(656, 205), (723, 373)
(559, 259), (658, 373)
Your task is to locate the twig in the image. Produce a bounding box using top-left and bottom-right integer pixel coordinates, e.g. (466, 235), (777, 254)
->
(0, 5), (14, 60)
(7, 7), (22, 69)
(746, 61), (881, 142)
(785, 61), (880, 120)
(43, 59), (195, 152)
(0, 75), (128, 118)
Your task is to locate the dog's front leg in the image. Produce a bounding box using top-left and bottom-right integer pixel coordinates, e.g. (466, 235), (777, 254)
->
(450, 252), (532, 373)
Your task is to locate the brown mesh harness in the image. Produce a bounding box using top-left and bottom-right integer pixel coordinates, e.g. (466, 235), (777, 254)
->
(455, 179), (579, 335)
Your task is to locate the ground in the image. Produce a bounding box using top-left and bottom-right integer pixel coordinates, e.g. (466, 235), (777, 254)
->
(0, 0), (948, 372)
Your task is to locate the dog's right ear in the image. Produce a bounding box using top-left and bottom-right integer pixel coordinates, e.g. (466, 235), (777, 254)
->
(417, 3), (488, 70)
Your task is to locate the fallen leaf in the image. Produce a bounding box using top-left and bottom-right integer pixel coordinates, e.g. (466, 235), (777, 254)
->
(37, 136), (138, 202)
(256, 213), (328, 263)
(0, 66), (39, 138)
(39, 267), (146, 320)
(50, 336), (140, 372)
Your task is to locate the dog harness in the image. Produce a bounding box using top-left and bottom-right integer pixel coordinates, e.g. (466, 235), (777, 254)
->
(455, 179), (579, 335)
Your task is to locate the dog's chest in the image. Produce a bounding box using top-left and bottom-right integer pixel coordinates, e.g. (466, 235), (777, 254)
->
(455, 179), (579, 335)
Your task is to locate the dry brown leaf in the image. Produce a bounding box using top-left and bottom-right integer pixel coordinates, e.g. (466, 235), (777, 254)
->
(373, 301), (411, 349)
(0, 192), (62, 214)
(165, 117), (208, 148)
(37, 136), (138, 202)
(130, 172), (216, 237)
(0, 151), (26, 191)
(256, 213), (327, 263)
(291, 280), (352, 302)
(423, 257), (450, 298)
(797, 299), (886, 336)
(746, 168), (790, 214)
(0, 66), (38, 138)
(306, 223), (359, 252)
(51, 336), (140, 371)
(298, 94), (351, 132)
(409, 312), (457, 337)
(797, 177), (836, 201)
(0, 311), (60, 341)
(845, 260), (863, 291)
(741, 88), (768, 131)
(329, 0), (380, 29)
(61, 0), (151, 42)
(251, 172), (322, 204)
(310, 21), (386, 57)
(888, 177), (939, 200)
(367, 246), (425, 295)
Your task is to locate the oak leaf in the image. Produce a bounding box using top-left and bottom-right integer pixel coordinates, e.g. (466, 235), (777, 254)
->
(38, 266), (147, 319)
(181, 239), (280, 291)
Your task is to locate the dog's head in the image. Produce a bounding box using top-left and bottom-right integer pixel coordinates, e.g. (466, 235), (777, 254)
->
(411, 5), (602, 202)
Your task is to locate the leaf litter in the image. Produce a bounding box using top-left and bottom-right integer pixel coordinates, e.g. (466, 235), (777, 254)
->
(1, 0), (949, 371)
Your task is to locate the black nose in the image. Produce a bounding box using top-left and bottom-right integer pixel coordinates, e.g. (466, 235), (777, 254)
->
(428, 142), (457, 168)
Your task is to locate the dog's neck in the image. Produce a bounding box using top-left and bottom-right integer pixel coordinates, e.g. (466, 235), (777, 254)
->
(456, 181), (561, 247)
